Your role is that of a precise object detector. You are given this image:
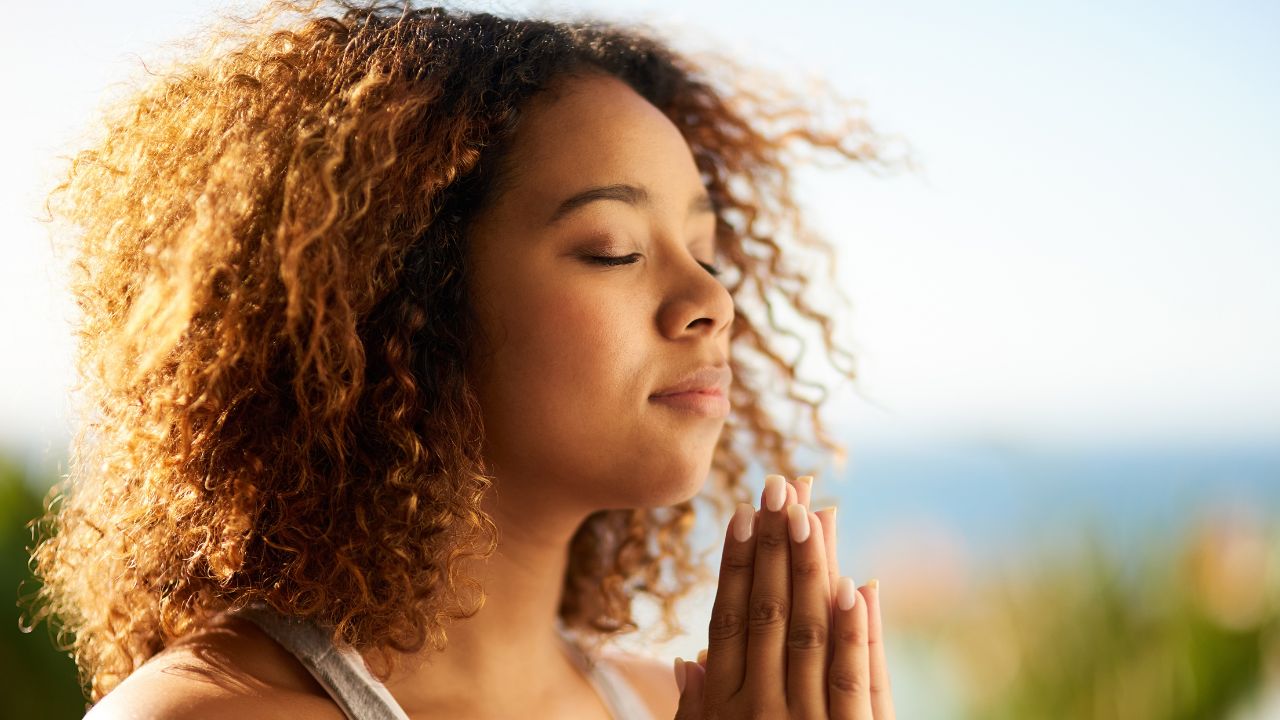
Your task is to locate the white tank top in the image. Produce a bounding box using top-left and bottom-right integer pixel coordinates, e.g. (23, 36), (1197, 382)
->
(231, 601), (654, 720)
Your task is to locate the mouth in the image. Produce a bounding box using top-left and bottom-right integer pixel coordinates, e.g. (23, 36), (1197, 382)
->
(648, 389), (730, 418)
(651, 364), (733, 399)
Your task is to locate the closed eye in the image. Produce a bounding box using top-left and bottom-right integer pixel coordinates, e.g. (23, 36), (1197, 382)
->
(584, 253), (721, 277)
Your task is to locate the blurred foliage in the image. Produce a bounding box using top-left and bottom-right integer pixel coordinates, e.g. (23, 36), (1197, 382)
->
(930, 509), (1280, 719)
(1, 451), (85, 718)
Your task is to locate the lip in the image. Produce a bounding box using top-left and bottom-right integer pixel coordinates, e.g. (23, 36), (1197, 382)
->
(649, 364), (732, 418)
(651, 365), (732, 398)
(650, 390), (731, 418)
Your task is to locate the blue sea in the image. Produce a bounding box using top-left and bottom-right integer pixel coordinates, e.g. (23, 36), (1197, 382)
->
(839, 439), (1279, 558)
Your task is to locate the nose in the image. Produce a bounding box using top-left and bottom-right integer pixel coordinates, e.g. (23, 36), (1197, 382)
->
(656, 250), (735, 342)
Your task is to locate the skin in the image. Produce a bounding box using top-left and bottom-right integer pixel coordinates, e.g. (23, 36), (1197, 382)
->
(366, 70), (737, 718)
(675, 478), (897, 719)
(86, 71), (894, 720)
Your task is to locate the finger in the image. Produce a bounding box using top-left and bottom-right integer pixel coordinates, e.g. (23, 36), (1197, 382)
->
(794, 475), (814, 508)
(744, 475), (794, 708)
(763, 474), (787, 510)
(815, 507), (840, 612)
(830, 577), (873, 720)
(703, 502), (758, 707)
(863, 579), (896, 720)
(786, 508), (831, 718)
(673, 658), (705, 719)
(815, 506), (841, 673)
(697, 648), (707, 668)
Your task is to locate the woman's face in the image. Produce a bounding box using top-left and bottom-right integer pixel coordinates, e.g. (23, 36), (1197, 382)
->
(465, 72), (734, 512)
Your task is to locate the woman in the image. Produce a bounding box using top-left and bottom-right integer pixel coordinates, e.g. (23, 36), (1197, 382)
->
(26, 1), (907, 717)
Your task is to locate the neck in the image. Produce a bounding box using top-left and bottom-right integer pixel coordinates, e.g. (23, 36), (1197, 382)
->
(371, 476), (598, 715)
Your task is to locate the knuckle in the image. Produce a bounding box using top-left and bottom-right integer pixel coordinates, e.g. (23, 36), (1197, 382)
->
(747, 595), (788, 629)
(836, 624), (865, 645)
(708, 609), (749, 642)
(755, 527), (789, 552)
(787, 620), (828, 650)
(830, 667), (868, 695)
(722, 550), (756, 574)
(791, 557), (825, 579)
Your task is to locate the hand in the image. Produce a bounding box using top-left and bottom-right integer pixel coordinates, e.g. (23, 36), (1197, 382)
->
(673, 474), (896, 719)
(693, 478), (837, 668)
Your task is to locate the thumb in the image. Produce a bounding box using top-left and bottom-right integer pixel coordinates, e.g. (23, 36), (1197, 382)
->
(672, 658), (705, 719)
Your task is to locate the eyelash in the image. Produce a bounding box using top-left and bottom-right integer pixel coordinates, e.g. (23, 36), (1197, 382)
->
(586, 253), (722, 277)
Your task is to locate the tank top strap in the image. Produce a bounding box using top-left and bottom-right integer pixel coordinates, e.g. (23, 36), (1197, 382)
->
(232, 601), (652, 720)
(555, 624), (655, 720)
(232, 601), (411, 720)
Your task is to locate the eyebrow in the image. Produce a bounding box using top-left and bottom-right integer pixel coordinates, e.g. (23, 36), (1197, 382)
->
(545, 183), (715, 226)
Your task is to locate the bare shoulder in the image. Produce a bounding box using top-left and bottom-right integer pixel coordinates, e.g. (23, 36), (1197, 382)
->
(601, 649), (680, 720)
(84, 614), (345, 720)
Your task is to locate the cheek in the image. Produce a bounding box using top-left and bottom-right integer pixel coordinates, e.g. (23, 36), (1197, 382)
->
(483, 283), (644, 440)
(477, 277), (717, 507)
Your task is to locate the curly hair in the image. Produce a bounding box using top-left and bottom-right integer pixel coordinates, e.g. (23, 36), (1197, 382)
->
(21, 0), (914, 705)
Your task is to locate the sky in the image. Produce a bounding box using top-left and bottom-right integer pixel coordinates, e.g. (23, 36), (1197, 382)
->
(2, 0), (1277, 474)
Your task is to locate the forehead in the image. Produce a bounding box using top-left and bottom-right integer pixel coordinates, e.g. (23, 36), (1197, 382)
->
(491, 73), (701, 225)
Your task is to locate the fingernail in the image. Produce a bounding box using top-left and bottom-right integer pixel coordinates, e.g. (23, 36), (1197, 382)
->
(674, 657), (687, 692)
(697, 648), (708, 665)
(837, 576), (857, 610)
(764, 474), (786, 512)
(731, 503), (755, 542)
(869, 577), (880, 593)
(795, 475), (814, 507)
(786, 503), (810, 543)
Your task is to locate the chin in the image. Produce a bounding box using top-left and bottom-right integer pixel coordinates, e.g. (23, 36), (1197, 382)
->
(647, 463), (713, 508)
(603, 434), (718, 507)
